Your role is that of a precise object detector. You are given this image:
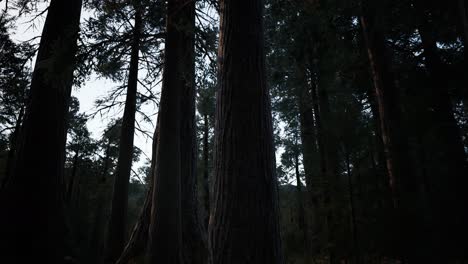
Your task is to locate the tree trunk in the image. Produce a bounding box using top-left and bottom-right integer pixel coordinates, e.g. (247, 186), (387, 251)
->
(315, 66), (342, 264)
(295, 60), (317, 205)
(295, 59), (321, 255)
(414, 0), (468, 259)
(116, 184), (152, 264)
(105, 7), (142, 262)
(101, 140), (112, 180)
(308, 65), (332, 257)
(179, 1), (209, 263)
(208, 0), (284, 262)
(146, 0), (192, 262)
(294, 151), (310, 264)
(344, 147), (359, 263)
(360, 1), (416, 259)
(202, 114), (210, 229)
(0, 0), (82, 262)
(116, 116), (159, 264)
(66, 150), (80, 204)
(360, 6), (412, 209)
(3, 105), (24, 187)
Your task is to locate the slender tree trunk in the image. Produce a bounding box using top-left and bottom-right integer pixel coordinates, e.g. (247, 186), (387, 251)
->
(66, 150), (80, 204)
(366, 84), (393, 217)
(309, 67), (332, 257)
(179, 1), (208, 262)
(344, 147), (359, 263)
(0, 0), (82, 262)
(202, 114), (210, 229)
(295, 60), (317, 205)
(105, 7), (142, 262)
(294, 151), (310, 264)
(3, 105), (24, 187)
(146, 0), (192, 262)
(295, 59), (320, 255)
(101, 141), (112, 180)
(208, 0), (284, 263)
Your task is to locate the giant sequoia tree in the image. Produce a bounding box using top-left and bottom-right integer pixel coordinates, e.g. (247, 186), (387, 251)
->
(0, 0), (467, 262)
(146, 0), (197, 262)
(208, 0), (284, 263)
(0, 0), (82, 261)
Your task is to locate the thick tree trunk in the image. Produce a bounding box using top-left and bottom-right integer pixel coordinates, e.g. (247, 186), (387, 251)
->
(0, 0), (82, 262)
(360, 9), (411, 209)
(179, 1), (208, 263)
(208, 0), (284, 263)
(360, 2), (416, 259)
(414, 1), (468, 259)
(315, 68), (342, 264)
(146, 0), (193, 262)
(105, 7), (142, 263)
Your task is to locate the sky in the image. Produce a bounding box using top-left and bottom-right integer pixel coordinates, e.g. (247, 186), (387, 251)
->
(3, 2), (157, 173)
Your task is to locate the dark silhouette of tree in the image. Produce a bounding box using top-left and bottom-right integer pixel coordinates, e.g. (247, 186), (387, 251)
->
(0, 0), (83, 262)
(208, 0), (284, 263)
(146, 0), (197, 262)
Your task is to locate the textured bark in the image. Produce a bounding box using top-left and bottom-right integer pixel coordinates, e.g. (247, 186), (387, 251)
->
(105, 7), (142, 263)
(179, 1), (208, 263)
(0, 0), (82, 261)
(414, 1), (468, 259)
(360, 4), (414, 209)
(208, 0), (284, 263)
(360, 2), (416, 259)
(146, 0), (191, 262)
